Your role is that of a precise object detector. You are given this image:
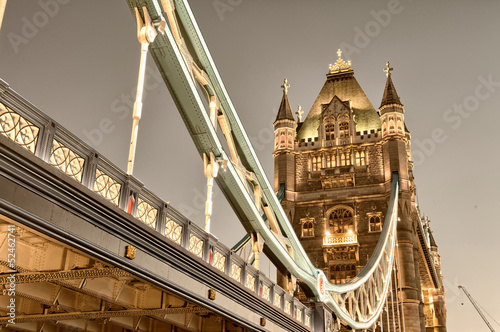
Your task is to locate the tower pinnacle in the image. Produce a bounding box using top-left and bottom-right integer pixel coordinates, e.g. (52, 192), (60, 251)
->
(274, 78), (295, 122)
(296, 105), (304, 122)
(380, 61), (402, 108)
(384, 61), (393, 77)
(281, 78), (290, 94)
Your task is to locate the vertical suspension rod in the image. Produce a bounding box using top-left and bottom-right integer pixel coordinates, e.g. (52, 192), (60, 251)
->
(393, 266), (402, 331)
(395, 242), (406, 332)
(390, 275), (396, 331)
(127, 6), (158, 175)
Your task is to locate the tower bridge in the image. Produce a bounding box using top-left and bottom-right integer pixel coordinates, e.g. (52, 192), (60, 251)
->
(0, 0), (447, 331)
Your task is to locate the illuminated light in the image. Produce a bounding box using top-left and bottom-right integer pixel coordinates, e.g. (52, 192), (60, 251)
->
(326, 231), (331, 236)
(348, 230), (353, 234)
(209, 101), (216, 108)
(428, 296), (433, 303)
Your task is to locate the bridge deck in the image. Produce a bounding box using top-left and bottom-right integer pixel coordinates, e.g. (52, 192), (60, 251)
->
(0, 79), (315, 331)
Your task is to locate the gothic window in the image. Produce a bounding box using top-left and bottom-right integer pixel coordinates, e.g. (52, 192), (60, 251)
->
(277, 131), (286, 149)
(340, 151), (351, 166)
(325, 122), (335, 141)
(328, 207), (354, 234)
(326, 152), (336, 168)
(287, 130), (294, 147)
(302, 219), (314, 237)
(369, 214), (382, 232)
(389, 116), (395, 133)
(355, 151), (366, 166)
(312, 156), (321, 171)
(339, 121), (349, 138)
(397, 117), (403, 134)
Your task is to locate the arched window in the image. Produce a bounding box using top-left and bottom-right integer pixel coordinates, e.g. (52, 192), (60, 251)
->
(369, 215), (382, 232)
(279, 131), (286, 148)
(302, 221), (314, 237)
(325, 122), (335, 141)
(326, 152), (336, 168)
(312, 156), (321, 171)
(389, 116), (395, 134)
(397, 117), (403, 134)
(355, 151), (366, 166)
(329, 207), (354, 234)
(287, 130), (293, 147)
(340, 152), (351, 166)
(339, 121), (349, 138)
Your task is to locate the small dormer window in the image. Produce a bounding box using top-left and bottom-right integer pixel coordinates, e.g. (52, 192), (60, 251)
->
(325, 122), (335, 141)
(339, 121), (349, 138)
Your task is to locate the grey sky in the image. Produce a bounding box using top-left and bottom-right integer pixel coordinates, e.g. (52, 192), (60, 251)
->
(1, 1), (499, 331)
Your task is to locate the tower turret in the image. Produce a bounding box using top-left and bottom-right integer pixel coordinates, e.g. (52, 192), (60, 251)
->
(380, 62), (405, 138)
(273, 78), (297, 192)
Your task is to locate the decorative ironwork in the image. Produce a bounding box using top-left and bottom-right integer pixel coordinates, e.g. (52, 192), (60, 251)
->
(323, 233), (358, 246)
(262, 284), (270, 302)
(212, 250), (225, 272)
(165, 217), (182, 244)
(329, 49), (352, 74)
(230, 263), (241, 283)
(136, 198), (157, 229)
(93, 168), (121, 206)
(0, 103), (39, 153)
(246, 274), (255, 292)
(49, 139), (85, 182)
(189, 233), (203, 258)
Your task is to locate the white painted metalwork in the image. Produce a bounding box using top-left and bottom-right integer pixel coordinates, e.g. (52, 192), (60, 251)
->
(123, 0), (401, 329)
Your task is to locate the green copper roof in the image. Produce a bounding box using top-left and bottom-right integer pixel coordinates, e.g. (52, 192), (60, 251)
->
(297, 72), (381, 140)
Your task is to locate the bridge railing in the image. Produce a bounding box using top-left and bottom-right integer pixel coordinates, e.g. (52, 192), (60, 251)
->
(0, 78), (314, 329)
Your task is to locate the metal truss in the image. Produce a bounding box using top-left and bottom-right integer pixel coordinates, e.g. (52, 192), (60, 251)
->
(122, 0), (400, 329)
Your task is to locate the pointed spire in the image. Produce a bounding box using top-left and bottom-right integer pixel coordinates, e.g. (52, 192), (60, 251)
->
(380, 61), (403, 108)
(275, 78), (295, 122)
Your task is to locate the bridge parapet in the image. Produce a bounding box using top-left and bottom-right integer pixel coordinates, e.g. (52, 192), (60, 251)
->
(0, 78), (315, 330)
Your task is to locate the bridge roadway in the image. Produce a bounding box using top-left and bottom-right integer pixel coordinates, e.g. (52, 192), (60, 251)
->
(0, 79), (318, 331)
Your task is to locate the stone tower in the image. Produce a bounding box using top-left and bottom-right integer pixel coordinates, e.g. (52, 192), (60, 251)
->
(272, 51), (447, 331)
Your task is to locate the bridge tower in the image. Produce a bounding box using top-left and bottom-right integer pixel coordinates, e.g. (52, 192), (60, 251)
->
(272, 51), (447, 331)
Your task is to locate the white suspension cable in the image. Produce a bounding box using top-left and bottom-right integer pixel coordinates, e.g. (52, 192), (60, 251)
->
(390, 276), (397, 332)
(395, 242), (406, 332)
(393, 266), (402, 331)
(386, 295), (391, 332)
